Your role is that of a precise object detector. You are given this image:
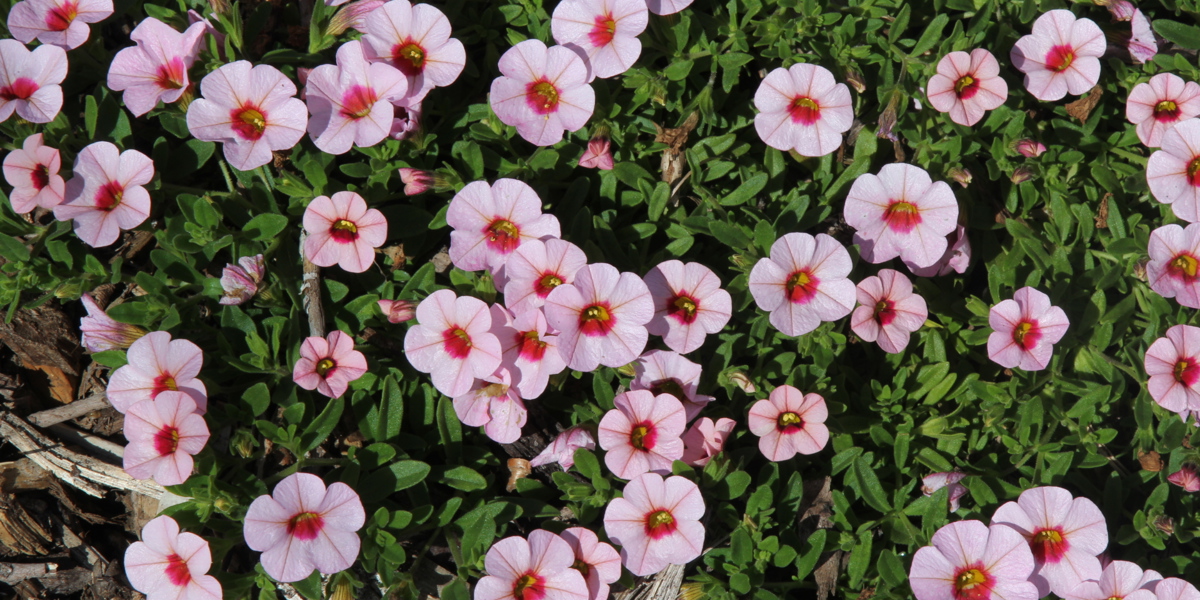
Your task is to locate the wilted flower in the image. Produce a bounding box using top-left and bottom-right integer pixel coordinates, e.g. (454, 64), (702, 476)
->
(754, 63), (853, 158)
(603, 473), (704, 576)
(947, 167), (972, 187)
(123, 392), (210, 486)
(920, 472), (968, 511)
(680, 417), (735, 467)
(377, 299), (416, 324)
(1014, 139), (1047, 157)
(79, 293), (148, 352)
(747, 385), (829, 461)
(1129, 8), (1158, 64)
(125, 516), (222, 600)
(187, 62), (308, 171)
(293, 330), (368, 399)
(991, 486), (1107, 597)
(389, 101), (420, 140)
(326, 0), (383, 35)
(987, 287), (1069, 371)
(909, 520), (1037, 600)
(1168, 464), (1200, 492)
(219, 254), (265, 305)
(107, 18), (207, 117)
(1011, 165), (1037, 184)
(748, 232), (855, 337)
(0, 40), (67, 124)
(1011, 10), (1105, 101)
(530, 426), (596, 470)
(53, 142), (154, 248)
(490, 40), (595, 146)
(4, 133), (65, 213)
(302, 191), (388, 274)
(7, 0), (113, 49)
(579, 136), (615, 170)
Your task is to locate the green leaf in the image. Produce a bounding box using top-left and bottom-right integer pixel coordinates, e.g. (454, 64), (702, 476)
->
(878, 549), (906, 586)
(709, 221), (751, 249)
(243, 214), (290, 241)
(376, 375), (404, 441)
(301, 397), (344, 453)
(730, 527), (753, 566)
(242, 383), (271, 417)
(90, 350), (128, 369)
(721, 173), (767, 206)
(573, 448), (602, 480)
(853, 455), (891, 512)
(1155, 19), (1200, 50)
(0, 234), (30, 263)
(911, 14), (949, 56)
(439, 466), (488, 491)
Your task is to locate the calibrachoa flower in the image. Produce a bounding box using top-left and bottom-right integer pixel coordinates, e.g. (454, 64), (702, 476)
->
(187, 61), (309, 171)
(491, 305), (565, 400)
(293, 330), (368, 399)
(909, 520), (1038, 600)
(360, 0), (466, 103)
(80, 293), (147, 352)
(107, 331), (207, 414)
(7, 0), (112, 49)
(1129, 8), (1158, 65)
(747, 385), (829, 461)
(4, 133), (64, 213)
(630, 350), (714, 422)
(107, 18), (207, 117)
(53, 142), (154, 248)
(1144, 324), (1200, 415)
(753, 63), (853, 158)
(244, 473), (366, 583)
(680, 417), (735, 467)
(598, 390), (686, 479)
(1015, 139), (1048, 157)
(644, 260), (732, 354)
(490, 39), (595, 147)
(447, 179), (561, 273)
(987, 287), (1070, 372)
(921, 472), (969, 512)
(645, 0), (691, 14)
(1063, 560), (1161, 600)
(1168, 464), (1200, 492)
(530, 426), (596, 470)
(926, 49), (1008, 127)
(544, 263), (654, 372)
(125, 516), (222, 600)
(398, 167), (442, 195)
(602, 473), (704, 577)
(404, 289), (502, 397)
(748, 232), (855, 337)
(1126, 73), (1200, 148)
(219, 254), (265, 306)
(850, 269), (928, 354)
(302, 191), (388, 274)
(123, 392), (210, 486)
(551, 0), (648, 80)
(1148, 224), (1200, 308)
(578, 136), (614, 169)
(452, 368), (527, 444)
(991, 486), (1108, 597)
(473, 530), (587, 600)
(1147, 119), (1200, 222)
(1011, 10), (1105, 102)
(377, 299), (416, 324)
(906, 224), (972, 277)
(326, 0), (384, 36)
(1154, 579), (1200, 600)
(0, 40), (67, 124)
(503, 238), (589, 315)
(845, 163), (959, 268)
(306, 40), (408, 155)
(389, 100), (421, 139)
(559, 528), (621, 600)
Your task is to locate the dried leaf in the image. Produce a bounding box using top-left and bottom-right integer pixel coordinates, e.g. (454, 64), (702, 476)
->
(1065, 87), (1103, 123)
(1095, 193), (1110, 229)
(654, 112), (699, 185)
(1138, 450), (1163, 472)
(814, 551), (844, 600)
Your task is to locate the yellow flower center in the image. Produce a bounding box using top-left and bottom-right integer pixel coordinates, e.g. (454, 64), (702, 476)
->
(315, 358), (335, 377)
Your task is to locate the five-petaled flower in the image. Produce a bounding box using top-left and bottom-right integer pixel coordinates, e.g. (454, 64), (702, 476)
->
(630, 350), (714, 422)
(909, 520), (1038, 600)
(1127, 73), (1200, 148)
(850, 269), (928, 354)
(53, 141), (154, 248)
(490, 39), (595, 147)
(124, 516), (222, 600)
(448, 179), (561, 274)
(747, 385), (829, 461)
(1147, 118), (1200, 223)
(544, 263), (654, 372)
(551, 0), (648, 80)
(122, 392), (210, 486)
(7, 0), (113, 50)
(926, 49), (1008, 127)
(680, 417), (735, 467)
(473, 530), (588, 600)
(0, 40), (68, 124)
(303, 191), (389, 273)
(1061, 559), (1161, 600)
(451, 367), (528, 444)
(107, 17), (208, 117)
(359, 0), (466, 104)
(754, 63), (853, 158)
(1011, 10), (1105, 102)
(107, 331), (208, 414)
(598, 389), (686, 479)
(748, 232), (856, 337)
(1149, 224), (1200, 308)
(306, 40), (408, 155)
(986, 287), (1070, 372)
(602, 473), (705, 577)
(644, 260), (733, 355)
(490, 305), (566, 400)
(293, 330), (368, 399)
(3, 133), (65, 213)
(1144, 324), (1200, 416)
(991, 486), (1108, 598)
(845, 163), (960, 268)
(404, 289), (502, 397)
(502, 238), (589, 315)
(560, 527), (622, 600)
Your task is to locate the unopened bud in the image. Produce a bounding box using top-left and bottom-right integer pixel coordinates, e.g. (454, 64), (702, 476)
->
(843, 67), (866, 94)
(1013, 139), (1046, 158)
(377, 299), (416, 324)
(80, 293), (149, 352)
(397, 168), (449, 195)
(947, 167), (972, 188)
(728, 371), (756, 394)
(326, 0), (385, 36)
(877, 91), (901, 142)
(1010, 166), (1036, 184)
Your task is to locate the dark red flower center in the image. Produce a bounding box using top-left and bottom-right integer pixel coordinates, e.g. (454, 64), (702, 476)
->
(340, 85), (378, 120)
(391, 41), (426, 77)
(954, 75), (979, 100)
(485, 219), (520, 253)
(1012, 320), (1041, 350)
(534, 272), (564, 297)
(513, 572), (546, 600)
(31, 164), (50, 190)
(286, 511), (325, 540)
(1176, 358), (1200, 386)
(315, 357), (336, 378)
(1155, 100), (1182, 122)
(667, 292), (699, 324)
(884, 200), (922, 233)
(588, 14), (617, 46)
(644, 509), (677, 539)
(874, 299), (896, 325)
(517, 330), (548, 361)
(788, 96), (820, 125)
(153, 425), (181, 456)
(94, 181), (124, 211)
(579, 303), (615, 336)
(526, 80), (560, 115)
(951, 563), (994, 600)
(46, 1), (78, 31)
(330, 219), (359, 242)
(629, 421), (657, 451)
(231, 104), (268, 141)
(1170, 253), (1200, 280)
(155, 56), (187, 91)
(1188, 157), (1200, 187)
(164, 553), (191, 586)
(151, 372), (178, 398)
(1045, 45), (1075, 73)
(785, 269), (819, 304)
(777, 411), (804, 433)
(648, 378), (687, 404)
(0, 78), (39, 101)
(1030, 527), (1069, 563)
(442, 327), (473, 358)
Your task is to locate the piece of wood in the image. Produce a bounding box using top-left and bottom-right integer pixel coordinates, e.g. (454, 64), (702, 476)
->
(0, 562), (56, 584)
(27, 394), (109, 428)
(300, 232), (326, 338)
(0, 459), (53, 492)
(0, 493), (54, 556)
(0, 301), (82, 404)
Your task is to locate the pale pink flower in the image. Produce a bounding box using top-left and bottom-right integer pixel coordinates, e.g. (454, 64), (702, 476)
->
(219, 254), (265, 306)
(0, 40), (67, 124)
(1144, 324), (1200, 415)
(559, 527), (621, 600)
(7, 0), (112, 49)
(447, 179), (561, 273)
(630, 350), (713, 422)
(490, 305), (566, 400)
(530, 426), (596, 470)
(987, 287), (1070, 371)
(490, 39), (595, 147)
(1148, 119), (1200, 222)
(293, 331), (368, 399)
(326, 0), (384, 36)
(992, 486), (1108, 597)
(398, 167), (440, 195)
(578, 136), (614, 169)
(747, 385), (829, 461)
(388, 100), (421, 140)
(644, 260), (733, 354)
(905, 224), (972, 277)
(747, 232), (855, 337)
(850, 269), (928, 354)
(1015, 139), (1047, 157)
(403, 289), (502, 397)
(1064, 560), (1162, 600)
(1168, 464), (1200, 492)
(107, 18), (207, 117)
(122, 392), (209, 486)
(452, 368), (527, 444)
(598, 390), (686, 479)
(926, 49), (1007, 126)
(107, 331), (207, 414)
(3, 133), (64, 213)
(473, 530), (588, 600)
(1106, 0), (1137, 20)
(53, 142), (153, 248)
(544, 263), (654, 372)
(602, 473), (704, 576)
(845, 163), (959, 268)
(921, 472), (968, 512)
(1011, 10), (1105, 102)
(909, 520), (1038, 600)
(502, 238), (588, 315)
(1154, 579), (1200, 600)
(244, 472), (366, 583)
(125, 516), (222, 600)
(1127, 74), (1200, 148)
(645, 0), (692, 15)
(79, 293), (147, 352)
(1129, 9), (1158, 65)
(303, 191), (388, 274)
(306, 40), (408, 155)
(680, 417), (735, 467)
(360, 0), (465, 103)
(551, 0), (648, 80)
(377, 299), (416, 324)
(1148, 224), (1200, 306)
(754, 63), (853, 157)
(187, 61), (308, 171)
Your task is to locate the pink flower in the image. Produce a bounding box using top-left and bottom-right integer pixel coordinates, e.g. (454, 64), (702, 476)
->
(747, 385), (829, 461)
(1152, 579), (1200, 600)
(52, 142), (153, 248)
(1148, 224), (1200, 307)
(905, 224), (971, 277)
(1168, 464), (1200, 492)
(560, 527), (621, 600)
(1064, 560), (1162, 600)
(473, 530), (588, 600)
(244, 472), (366, 583)
(909, 520), (1038, 600)
(303, 191), (388, 274)
(1105, 0), (1137, 20)
(107, 18), (207, 117)
(645, 0), (692, 15)
(630, 350), (713, 422)
(377, 299), (416, 324)
(680, 417), (735, 467)
(0, 40), (67, 124)
(850, 269), (928, 354)
(1129, 9), (1158, 65)
(219, 254), (265, 306)
(187, 61), (308, 171)
(7, 0), (112, 49)
(754, 63), (853, 158)
(644, 260), (732, 354)
(748, 232), (855, 337)
(598, 389), (686, 479)
(447, 179), (561, 273)
(306, 40), (408, 155)
(490, 39), (595, 147)
(502, 238), (588, 315)
(79, 292), (147, 352)
(987, 287), (1070, 371)
(551, 0), (648, 80)
(1148, 119), (1200, 222)
(389, 100), (421, 139)
(602, 473), (704, 576)
(578, 136), (614, 169)
(1015, 139), (1047, 157)
(1127, 74), (1200, 148)
(293, 331), (368, 399)
(1011, 10), (1105, 102)
(1144, 324), (1200, 414)
(544, 263), (654, 372)
(845, 163), (959, 268)
(3, 133), (64, 213)
(124, 516), (222, 600)
(991, 486), (1108, 597)
(360, 0), (465, 104)
(326, 0), (384, 36)
(452, 368), (527, 443)
(398, 167), (442, 195)
(926, 49), (1007, 127)
(122, 392), (210, 486)
(530, 426), (596, 470)
(921, 472), (968, 512)
(404, 289), (502, 397)
(490, 305), (566, 400)
(107, 331), (207, 414)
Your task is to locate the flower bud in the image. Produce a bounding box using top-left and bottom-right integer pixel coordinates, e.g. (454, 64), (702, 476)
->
(947, 167), (972, 188)
(843, 67), (866, 94)
(377, 299), (416, 324)
(326, 0), (385, 36)
(1010, 165), (1036, 184)
(397, 168), (450, 196)
(728, 371), (756, 394)
(79, 293), (148, 352)
(220, 254), (265, 306)
(1013, 139), (1046, 158)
